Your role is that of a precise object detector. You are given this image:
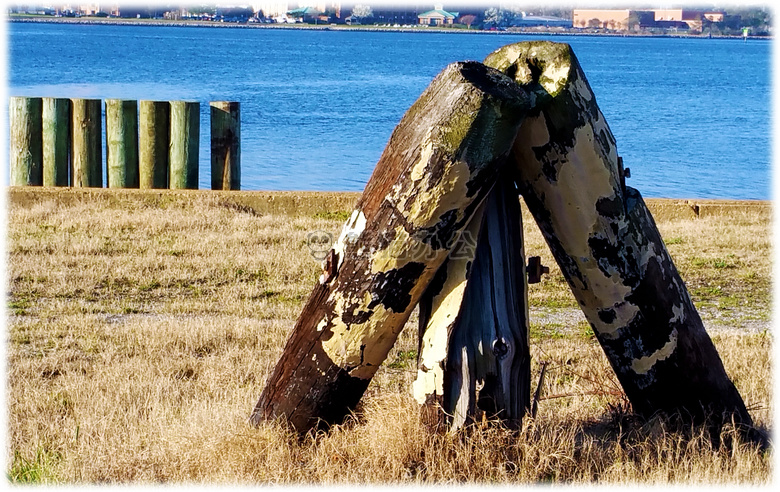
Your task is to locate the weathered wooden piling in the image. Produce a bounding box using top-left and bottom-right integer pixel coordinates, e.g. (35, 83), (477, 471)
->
(210, 101), (240, 190)
(71, 98), (103, 187)
(9, 96), (43, 186)
(484, 41), (756, 439)
(42, 97), (70, 187)
(250, 62), (532, 432)
(415, 172), (530, 431)
(105, 99), (139, 188)
(139, 100), (170, 189)
(169, 101), (200, 189)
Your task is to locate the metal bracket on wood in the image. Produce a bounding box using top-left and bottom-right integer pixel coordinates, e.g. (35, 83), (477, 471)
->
(527, 256), (549, 284)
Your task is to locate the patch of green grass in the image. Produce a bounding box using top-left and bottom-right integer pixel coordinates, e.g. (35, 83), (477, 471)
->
(578, 320), (595, 340)
(718, 295), (740, 309)
(665, 237), (684, 245)
(534, 298), (578, 309)
(387, 350), (417, 369)
(713, 259), (731, 269)
(313, 210), (352, 222)
(8, 447), (61, 483)
(138, 280), (161, 292)
(691, 286), (723, 298)
(530, 323), (567, 340)
(690, 257), (709, 268)
(8, 297), (32, 315)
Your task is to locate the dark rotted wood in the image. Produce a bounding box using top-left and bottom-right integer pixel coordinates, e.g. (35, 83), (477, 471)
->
(210, 101), (240, 190)
(251, 62), (532, 433)
(415, 173), (530, 431)
(485, 41), (758, 442)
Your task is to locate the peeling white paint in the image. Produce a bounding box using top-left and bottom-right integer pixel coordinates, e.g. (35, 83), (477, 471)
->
(413, 204), (485, 404)
(412, 366), (444, 404)
(588, 301), (640, 338)
(411, 130), (435, 182)
(514, 115), (632, 337)
(405, 158), (472, 230)
(332, 209), (367, 273)
(631, 329), (678, 375)
(321, 290), (412, 380)
(670, 303), (685, 324)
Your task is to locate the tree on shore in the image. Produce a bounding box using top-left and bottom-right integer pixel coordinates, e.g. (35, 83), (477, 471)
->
(460, 14), (477, 29)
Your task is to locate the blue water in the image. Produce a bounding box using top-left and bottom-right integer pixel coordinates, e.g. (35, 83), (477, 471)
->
(7, 23), (772, 199)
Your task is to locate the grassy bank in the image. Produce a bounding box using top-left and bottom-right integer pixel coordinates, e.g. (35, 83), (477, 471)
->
(6, 189), (772, 483)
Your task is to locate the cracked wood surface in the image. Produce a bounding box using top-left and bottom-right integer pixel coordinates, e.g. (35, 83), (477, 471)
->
(415, 174), (530, 431)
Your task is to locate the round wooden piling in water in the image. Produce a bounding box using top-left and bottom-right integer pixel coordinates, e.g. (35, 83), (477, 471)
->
(169, 101), (200, 189)
(71, 98), (103, 187)
(9, 96), (44, 186)
(210, 101), (240, 190)
(105, 99), (139, 188)
(139, 100), (170, 189)
(42, 97), (70, 187)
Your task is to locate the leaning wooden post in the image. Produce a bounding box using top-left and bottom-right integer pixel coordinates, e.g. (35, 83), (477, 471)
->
(415, 172), (531, 431)
(251, 62), (532, 432)
(484, 41), (757, 439)
(105, 99), (139, 188)
(9, 96), (43, 186)
(71, 98), (103, 187)
(210, 101), (240, 190)
(139, 100), (170, 189)
(42, 97), (70, 187)
(169, 101), (200, 189)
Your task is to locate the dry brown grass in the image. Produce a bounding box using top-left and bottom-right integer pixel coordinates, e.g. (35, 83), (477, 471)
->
(5, 191), (772, 484)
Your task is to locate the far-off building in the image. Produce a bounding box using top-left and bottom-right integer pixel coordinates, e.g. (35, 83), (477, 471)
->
(573, 8), (723, 32)
(572, 9), (654, 31)
(653, 9), (708, 31)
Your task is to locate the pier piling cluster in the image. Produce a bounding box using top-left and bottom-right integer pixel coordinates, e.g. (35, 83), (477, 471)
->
(9, 96), (240, 190)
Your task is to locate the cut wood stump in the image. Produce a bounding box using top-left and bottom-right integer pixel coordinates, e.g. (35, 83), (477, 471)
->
(251, 62), (532, 432)
(484, 41), (758, 441)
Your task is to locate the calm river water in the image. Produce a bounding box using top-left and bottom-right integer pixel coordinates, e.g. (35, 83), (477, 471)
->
(7, 23), (772, 199)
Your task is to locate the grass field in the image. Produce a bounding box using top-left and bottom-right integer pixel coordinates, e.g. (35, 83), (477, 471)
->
(5, 190), (773, 483)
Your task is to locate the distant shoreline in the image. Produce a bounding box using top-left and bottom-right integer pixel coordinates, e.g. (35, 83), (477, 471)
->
(7, 16), (769, 41)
